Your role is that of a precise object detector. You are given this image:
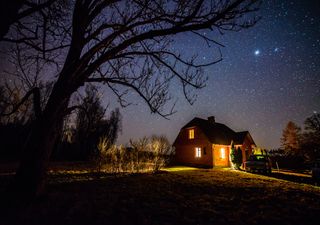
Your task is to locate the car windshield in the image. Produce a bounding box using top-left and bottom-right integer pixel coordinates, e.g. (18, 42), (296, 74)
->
(249, 155), (267, 161)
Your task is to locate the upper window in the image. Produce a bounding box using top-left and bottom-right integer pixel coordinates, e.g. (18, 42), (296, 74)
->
(189, 129), (194, 139)
(195, 147), (201, 158)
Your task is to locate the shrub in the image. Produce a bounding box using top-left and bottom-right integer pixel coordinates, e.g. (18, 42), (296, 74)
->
(230, 146), (243, 170)
(150, 135), (173, 173)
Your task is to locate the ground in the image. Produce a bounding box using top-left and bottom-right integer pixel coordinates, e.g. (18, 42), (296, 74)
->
(0, 165), (320, 225)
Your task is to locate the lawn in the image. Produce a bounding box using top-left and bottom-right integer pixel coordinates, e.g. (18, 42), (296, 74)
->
(1, 167), (320, 225)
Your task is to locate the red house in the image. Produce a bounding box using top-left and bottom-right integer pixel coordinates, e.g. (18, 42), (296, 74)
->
(173, 116), (256, 168)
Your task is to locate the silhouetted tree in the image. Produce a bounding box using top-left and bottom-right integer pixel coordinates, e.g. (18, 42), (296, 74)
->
(300, 113), (320, 161)
(0, 0), (66, 42)
(74, 86), (121, 160)
(5, 0), (260, 199)
(281, 121), (301, 156)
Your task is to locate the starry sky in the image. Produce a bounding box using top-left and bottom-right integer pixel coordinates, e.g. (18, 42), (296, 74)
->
(1, 0), (319, 149)
(111, 0), (320, 149)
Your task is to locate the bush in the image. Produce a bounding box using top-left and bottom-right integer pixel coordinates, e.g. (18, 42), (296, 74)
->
(230, 146), (242, 170)
(93, 135), (173, 174)
(150, 135), (174, 173)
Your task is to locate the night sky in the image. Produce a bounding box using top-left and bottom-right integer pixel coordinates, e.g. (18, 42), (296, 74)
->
(1, 0), (319, 149)
(110, 0), (320, 149)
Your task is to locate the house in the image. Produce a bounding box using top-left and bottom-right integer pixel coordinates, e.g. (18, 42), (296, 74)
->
(173, 116), (256, 168)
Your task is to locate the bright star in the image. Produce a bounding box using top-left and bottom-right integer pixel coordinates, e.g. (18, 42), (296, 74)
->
(274, 47), (279, 52)
(254, 50), (260, 56)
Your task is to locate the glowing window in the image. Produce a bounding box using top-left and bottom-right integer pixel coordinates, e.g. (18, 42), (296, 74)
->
(189, 129), (194, 139)
(220, 148), (226, 159)
(195, 147), (201, 158)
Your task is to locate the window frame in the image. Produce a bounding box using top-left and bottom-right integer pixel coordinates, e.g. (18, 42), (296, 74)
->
(188, 129), (195, 139)
(220, 148), (226, 159)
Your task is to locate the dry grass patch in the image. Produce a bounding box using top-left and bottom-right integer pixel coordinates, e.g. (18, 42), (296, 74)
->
(0, 167), (319, 225)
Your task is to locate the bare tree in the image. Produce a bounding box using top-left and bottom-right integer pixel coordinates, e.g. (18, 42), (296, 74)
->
(74, 86), (122, 160)
(281, 121), (301, 156)
(5, 0), (260, 200)
(130, 136), (149, 173)
(150, 135), (173, 173)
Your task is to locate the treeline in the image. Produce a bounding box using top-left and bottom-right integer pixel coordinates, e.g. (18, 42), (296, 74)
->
(0, 84), (174, 172)
(268, 113), (320, 169)
(0, 85), (121, 162)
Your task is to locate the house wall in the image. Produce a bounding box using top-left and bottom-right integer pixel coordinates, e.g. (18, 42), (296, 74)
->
(234, 135), (255, 166)
(240, 135), (255, 162)
(174, 127), (213, 167)
(212, 144), (230, 167)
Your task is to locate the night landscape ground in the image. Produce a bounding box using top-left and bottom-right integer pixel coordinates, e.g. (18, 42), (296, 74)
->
(1, 166), (319, 225)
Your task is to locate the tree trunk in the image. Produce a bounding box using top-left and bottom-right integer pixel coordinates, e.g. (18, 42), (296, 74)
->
(8, 82), (72, 201)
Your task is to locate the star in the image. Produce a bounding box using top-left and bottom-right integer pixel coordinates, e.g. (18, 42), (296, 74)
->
(274, 47), (279, 52)
(254, 50), (260, 56)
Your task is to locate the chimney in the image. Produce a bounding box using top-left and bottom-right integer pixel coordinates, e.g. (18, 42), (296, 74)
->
(208, 116), (215, 123)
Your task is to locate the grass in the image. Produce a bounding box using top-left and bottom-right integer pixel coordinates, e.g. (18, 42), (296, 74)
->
(1, 166), (320, 225)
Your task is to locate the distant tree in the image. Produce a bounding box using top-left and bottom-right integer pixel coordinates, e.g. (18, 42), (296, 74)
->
(300, 113), (320, 161)
(74, 86), (106, 159)
(0, 84), (32, 125)
(304, 113), (320, 135)
(130, 137), (149, 173)
(150, 135), (173, 173)
(74, 86), (121, 160)
(94, 136), (110, 174)
(4, 0), (261, 199)
(281, 121), (301, 156)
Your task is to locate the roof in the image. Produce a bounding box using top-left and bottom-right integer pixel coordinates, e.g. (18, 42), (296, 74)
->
(181, 117), (254, 145)
(234, 131), (249, 145)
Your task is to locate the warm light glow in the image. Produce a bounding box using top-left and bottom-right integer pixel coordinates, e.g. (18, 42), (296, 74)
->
(195, 147), (201, 158)
(163, 166), (199, 172)
(220, 148), (226, 159)
(189, 129), (194, 139)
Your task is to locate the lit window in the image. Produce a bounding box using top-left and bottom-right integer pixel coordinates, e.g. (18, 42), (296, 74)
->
(195, 147), (201, 158)
(189, 129), (194, 139)
(220, 148), (226, 159)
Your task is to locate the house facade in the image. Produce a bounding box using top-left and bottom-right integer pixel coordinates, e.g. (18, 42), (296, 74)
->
(173, 116), (256, 168)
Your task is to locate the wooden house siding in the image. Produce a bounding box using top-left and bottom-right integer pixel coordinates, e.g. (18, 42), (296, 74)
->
(174, 127), (213, 167)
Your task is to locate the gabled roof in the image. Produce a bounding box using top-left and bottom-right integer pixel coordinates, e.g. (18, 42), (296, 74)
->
(181, 117), (254, 146)
(234, 131), (249, 145)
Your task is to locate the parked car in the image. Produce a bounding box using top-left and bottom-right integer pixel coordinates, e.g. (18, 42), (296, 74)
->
(244, 154), (272, 174)
(312, 160), (320, 184)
